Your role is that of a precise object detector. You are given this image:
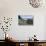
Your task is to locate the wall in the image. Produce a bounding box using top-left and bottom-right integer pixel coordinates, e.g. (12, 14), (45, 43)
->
(9, 15), (45, 40)
(0, 0), (46, 40)
(44, 16), (46, 40)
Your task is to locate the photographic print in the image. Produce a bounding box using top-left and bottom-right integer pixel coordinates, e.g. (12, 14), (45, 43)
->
(18, 15), (33, 25)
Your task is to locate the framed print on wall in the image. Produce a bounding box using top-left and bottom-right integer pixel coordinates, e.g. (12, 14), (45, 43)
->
(18, 15), (33, 25)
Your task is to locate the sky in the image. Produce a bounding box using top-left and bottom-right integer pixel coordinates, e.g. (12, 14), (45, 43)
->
(20, 15), (33, 20)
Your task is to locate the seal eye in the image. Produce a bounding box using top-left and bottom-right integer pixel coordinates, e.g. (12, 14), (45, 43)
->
(29, 0), (43, 8)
